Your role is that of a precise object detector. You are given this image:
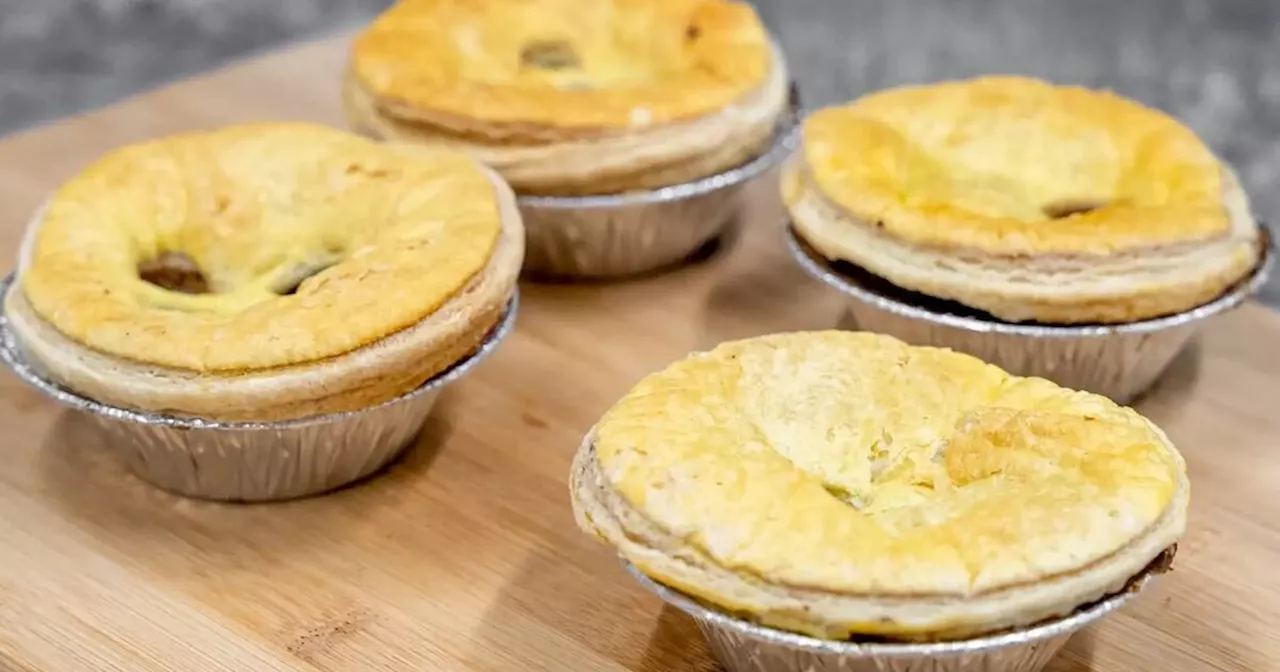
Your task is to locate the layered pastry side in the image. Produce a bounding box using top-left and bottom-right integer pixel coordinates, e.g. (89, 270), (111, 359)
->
(784, 76), (1262, 324)
(5, 122), (524, 422)
(572, 331), (1188, 641)
(344, 0), (789, 196)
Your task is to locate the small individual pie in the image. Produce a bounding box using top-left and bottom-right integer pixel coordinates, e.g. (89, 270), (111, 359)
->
(344, 0), (789, 196)
(5, 122), (523, 421)
(572, 331), (1187, 640)
(784, 76), (1262, 324)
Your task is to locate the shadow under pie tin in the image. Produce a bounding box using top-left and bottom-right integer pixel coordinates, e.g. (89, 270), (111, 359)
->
(516, 85), (803, 280)
(625, 548), (1174, 672)
(0, 273), (519, 502)
(786, 222), (1274, 403)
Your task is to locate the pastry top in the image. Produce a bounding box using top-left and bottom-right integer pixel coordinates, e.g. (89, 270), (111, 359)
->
(591, 331), (1185, 599)
(349, 0), (772, 134)
(802, 76), (1230, 256)
(21, 122), (504, 373)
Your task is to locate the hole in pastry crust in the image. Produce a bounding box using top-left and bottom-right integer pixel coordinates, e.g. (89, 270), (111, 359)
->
(1042, 198), (1108, 219)
(138, 252), (209, 295)
(822, 484), (873, 510)
(344, 163), (392, 179)
(271, 259), (337, 296)
(822, 484), (863, 508)
(520, 40), (581, 70)
(211, 195), (231, 215)
(685, 25), (701, 40)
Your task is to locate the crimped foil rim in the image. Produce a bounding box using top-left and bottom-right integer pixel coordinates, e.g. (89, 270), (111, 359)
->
(0, 272), (518, 430)
(516, 84), (802, 210)
(786, 221), (1274, 338)
(624, 552), (1167, 659)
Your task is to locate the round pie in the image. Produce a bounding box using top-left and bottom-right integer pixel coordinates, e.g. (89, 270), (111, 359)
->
(5, 122), (523, 421)
(572, 331), (1187, 640)
(344, 0), (789, 196)
(784, 76), (1262, 324)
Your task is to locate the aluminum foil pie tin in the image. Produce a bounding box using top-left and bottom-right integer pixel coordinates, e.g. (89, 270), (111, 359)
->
(626, 549), (1173, 672)
(517, 86), (803, 280)
(787, 223), (1274, 404)
(0, 273), (518, 502)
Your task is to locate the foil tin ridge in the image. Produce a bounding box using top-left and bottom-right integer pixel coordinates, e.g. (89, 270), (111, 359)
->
(516, 86), (803, 279)
(0, 274), (519, 501)
(623, 549), (1170, 672)
(785, 223), (1272, 402)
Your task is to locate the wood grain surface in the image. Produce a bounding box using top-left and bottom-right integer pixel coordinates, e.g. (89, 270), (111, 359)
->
(0, 35), (1278, 672)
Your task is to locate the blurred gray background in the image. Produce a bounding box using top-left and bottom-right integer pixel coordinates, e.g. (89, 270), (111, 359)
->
(2, 0), (1278, 224)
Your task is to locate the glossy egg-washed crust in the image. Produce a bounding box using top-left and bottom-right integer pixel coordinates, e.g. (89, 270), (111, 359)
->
(9, 123), (524, 421)
(349, 0), (772, 135)
(787, 77), (1261, 323)
(572, 332), (1188, 640)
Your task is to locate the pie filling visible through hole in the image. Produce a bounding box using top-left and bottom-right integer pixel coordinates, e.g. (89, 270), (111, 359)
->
(137, 252), (338, 299)
(1042, 198), (1109, 219)
(520, 40), (581, 70)
(137, 252), (209, 294)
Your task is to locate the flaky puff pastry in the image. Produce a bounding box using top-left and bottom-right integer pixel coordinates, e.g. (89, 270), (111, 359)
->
(7, 122), (523, 421)
(785, 77), (1261, 324)
(345, 0), (789, 195)
(572, 331), (1187, 640)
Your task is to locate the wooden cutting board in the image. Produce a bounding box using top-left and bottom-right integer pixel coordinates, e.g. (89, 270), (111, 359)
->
(0, 35), (1277, 672)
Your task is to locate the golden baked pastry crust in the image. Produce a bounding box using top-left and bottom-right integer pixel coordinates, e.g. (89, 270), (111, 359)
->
(350, 0), (771, 132)
(572, 331), (1188, 639)
(786, 77), (1261, 323)
(9, 123), (524, 421)
(345, 0), (788, 196)
(22, 122), (502, 371)
(343, 50), (789, 196)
